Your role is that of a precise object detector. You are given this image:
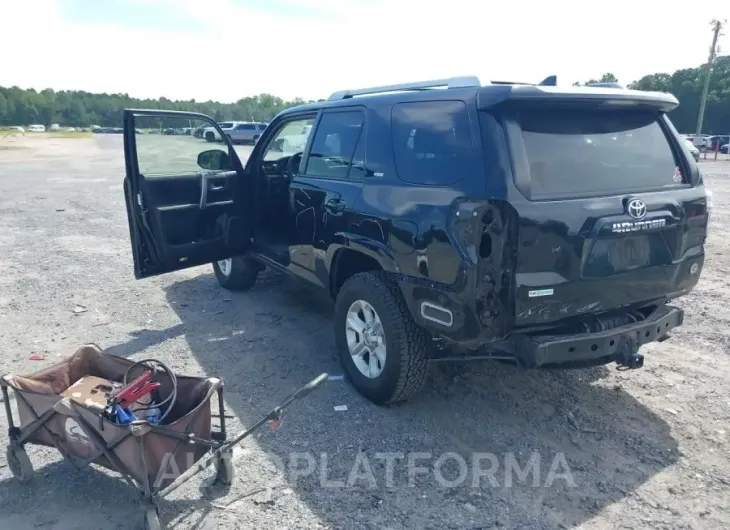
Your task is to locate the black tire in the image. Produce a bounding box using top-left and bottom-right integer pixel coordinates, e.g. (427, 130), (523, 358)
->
(144, 507), (161, 530)
(6, 445), (33, 483)
(252, 135), (260, 144)
(205, 131), (216, 142)
(212, 257), (259, 291)
(334, 272), (430, 405)
(214, 450), (235, 485)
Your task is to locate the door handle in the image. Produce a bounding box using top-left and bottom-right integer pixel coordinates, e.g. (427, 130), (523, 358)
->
(324, 198), (346, 215)
(210, 185), (224, 191)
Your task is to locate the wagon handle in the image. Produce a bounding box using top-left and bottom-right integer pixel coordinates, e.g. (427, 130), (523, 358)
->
(277, 372), (328, 409)
(158, 372), (328, 499)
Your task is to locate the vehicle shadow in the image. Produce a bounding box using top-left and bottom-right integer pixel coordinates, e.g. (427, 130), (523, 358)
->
(120, 269), (680, 528)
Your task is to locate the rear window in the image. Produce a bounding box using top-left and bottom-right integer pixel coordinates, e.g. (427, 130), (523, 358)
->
(516, 108), (682, 197)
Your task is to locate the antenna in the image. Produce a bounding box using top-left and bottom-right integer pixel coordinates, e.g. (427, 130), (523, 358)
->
(538, 75), (557, 86)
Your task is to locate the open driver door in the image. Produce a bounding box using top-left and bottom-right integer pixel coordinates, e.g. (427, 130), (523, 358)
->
(122, 110), (254, 278)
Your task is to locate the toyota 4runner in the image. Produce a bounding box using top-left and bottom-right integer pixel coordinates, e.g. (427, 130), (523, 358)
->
(122, 76), (710, 404)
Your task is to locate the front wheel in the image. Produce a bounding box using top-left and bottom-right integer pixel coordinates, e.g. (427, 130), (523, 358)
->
(334, 272), (430, 405)
(212, 257), (260, 291)
(205, 131), (216, 142)
(6, 445), (33, 483)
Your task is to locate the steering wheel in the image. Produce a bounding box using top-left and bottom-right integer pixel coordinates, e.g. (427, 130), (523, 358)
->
(286, 152), (303, 179)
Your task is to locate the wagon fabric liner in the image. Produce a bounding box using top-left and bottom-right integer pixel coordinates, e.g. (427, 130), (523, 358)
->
(2, 344), (220, 489)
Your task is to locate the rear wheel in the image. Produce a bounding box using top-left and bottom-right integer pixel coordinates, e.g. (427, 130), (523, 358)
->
(334, 272), (430, 405)
(253, 134), (260, 144)
(212, 257), (260, 291)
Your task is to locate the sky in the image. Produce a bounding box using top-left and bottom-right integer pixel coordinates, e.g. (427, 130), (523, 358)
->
(1, 0), (728, 103)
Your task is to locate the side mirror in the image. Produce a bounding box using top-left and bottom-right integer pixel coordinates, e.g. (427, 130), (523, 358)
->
(197, 149), (230, 171)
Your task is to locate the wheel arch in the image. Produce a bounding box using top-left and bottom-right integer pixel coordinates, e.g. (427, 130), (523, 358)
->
(327, 239), (400, 298)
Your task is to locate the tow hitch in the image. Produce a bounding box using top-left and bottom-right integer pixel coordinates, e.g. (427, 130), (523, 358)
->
(613, 335), (644, 370)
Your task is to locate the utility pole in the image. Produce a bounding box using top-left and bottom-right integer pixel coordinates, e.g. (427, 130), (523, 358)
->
(695, 19), (725, 136)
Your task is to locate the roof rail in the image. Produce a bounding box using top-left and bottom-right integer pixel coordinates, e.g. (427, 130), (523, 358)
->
(586, 82), (623, 89)
(327, 76), (481, 101)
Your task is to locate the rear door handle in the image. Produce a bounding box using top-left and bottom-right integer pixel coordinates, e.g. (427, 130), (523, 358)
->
(210, 184), (224, 191)
(325, 198), (346, 215)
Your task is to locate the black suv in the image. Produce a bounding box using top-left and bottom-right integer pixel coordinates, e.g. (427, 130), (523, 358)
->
(121, 76), (710, 404)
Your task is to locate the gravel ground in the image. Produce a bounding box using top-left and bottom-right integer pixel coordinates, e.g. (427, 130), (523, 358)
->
(0, 134), (729, 530)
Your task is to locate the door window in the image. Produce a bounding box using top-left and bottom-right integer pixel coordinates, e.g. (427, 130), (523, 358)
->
(262, 117), (316, 161)
(305, 110), (365, 180)
(134, 116), (230, 177)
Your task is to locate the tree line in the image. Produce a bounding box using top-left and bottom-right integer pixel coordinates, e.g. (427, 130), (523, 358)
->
(1, 56), (729, 133)
(573, 57), (730, 134)
(0, 87), (316, 129)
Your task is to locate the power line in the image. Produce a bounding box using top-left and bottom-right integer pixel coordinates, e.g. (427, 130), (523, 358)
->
(695, 19), (725, 136)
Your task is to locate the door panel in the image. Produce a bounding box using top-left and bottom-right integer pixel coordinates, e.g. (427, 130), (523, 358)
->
(123, 110), (253, 279)
(288, 108), (367, 278)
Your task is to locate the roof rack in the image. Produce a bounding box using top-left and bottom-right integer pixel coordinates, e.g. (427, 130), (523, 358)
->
(327, 76), (481, 101)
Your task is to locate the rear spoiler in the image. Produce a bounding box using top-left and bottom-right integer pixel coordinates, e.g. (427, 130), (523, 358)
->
(477, 85), (679, 113)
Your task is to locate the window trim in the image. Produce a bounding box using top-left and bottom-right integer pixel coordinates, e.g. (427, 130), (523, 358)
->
(302, 107), (367, 181)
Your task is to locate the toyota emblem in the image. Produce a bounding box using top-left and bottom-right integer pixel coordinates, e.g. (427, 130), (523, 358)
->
(627, 199), (647, 220)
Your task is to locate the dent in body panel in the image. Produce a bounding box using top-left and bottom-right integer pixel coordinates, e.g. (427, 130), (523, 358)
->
(356, 183), (466, 285)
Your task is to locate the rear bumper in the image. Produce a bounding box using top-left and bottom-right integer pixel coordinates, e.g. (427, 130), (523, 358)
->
(511, 305), (684, 368)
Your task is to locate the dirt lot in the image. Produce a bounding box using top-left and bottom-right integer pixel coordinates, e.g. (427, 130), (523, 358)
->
(0, 134), (729, 530)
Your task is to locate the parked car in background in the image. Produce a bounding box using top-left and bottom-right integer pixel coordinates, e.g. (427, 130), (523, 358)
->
(721, 143), (730, 154)
(228, 122), (267, 144)
(27, 124), (46, 132)
(684, 139), (700, 161)
(203, 121), (267, 144)
(6, 126), (25, 133)
(203, 121), (238, 142)
(706, 135), (730, 151)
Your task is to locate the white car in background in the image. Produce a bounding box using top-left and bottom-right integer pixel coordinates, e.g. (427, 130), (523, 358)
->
(27, 124), (46, 132)
(203, 121), (267, 144)
(203, 121), (239, 143)
(684, 139), (700, 161)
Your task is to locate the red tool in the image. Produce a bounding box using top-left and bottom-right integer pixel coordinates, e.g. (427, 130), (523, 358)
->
(114, 370), (161, 408)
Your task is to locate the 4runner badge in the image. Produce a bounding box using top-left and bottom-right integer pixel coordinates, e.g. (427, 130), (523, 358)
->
(611, 218), (666, 233)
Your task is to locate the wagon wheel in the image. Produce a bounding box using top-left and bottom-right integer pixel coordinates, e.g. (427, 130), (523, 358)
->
(144, 506), (161, 530)
(214, 450), (235, 486)
(6, 445), (34, 484)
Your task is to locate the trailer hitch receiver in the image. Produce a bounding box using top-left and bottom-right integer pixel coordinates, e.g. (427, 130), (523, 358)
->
(614, 335), (644, 370)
